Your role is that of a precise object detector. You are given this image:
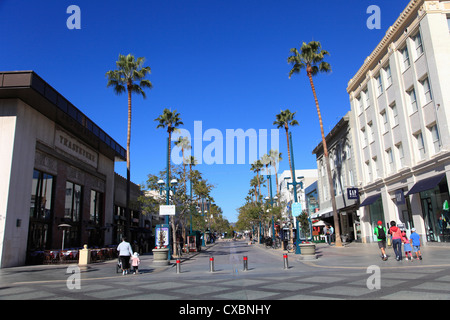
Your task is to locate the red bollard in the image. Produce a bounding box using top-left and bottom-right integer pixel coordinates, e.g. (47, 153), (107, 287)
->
(243, 256), (248, 271)
(176, 259), (181, 274)
(283, 254), (289, 269)
(209, 257), (215, 272)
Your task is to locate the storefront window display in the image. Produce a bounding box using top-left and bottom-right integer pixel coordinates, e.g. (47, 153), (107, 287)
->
(420, 177), (450, 242)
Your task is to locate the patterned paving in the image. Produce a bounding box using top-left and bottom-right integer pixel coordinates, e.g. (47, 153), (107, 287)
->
(1, 241), (450, 301)
(1, 266), (450, 300)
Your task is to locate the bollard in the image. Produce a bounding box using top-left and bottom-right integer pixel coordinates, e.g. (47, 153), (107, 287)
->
(209, 257), (215, 272)
(243, 256), (248, 271)
(176, 259), (181, 274)
(283, 254), (289, 269)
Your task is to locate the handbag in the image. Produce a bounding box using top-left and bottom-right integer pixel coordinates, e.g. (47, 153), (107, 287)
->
(387, 235), (392, 247)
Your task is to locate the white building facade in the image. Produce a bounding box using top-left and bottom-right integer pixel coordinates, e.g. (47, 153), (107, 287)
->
(278, 169), (318, 218)
(347, 0), (450, 243)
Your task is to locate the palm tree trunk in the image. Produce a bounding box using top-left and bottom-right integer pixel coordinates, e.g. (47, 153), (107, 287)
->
(307, 71), (342, 247)
(126, 84), (132, 240)
(285, 127), (294, 181)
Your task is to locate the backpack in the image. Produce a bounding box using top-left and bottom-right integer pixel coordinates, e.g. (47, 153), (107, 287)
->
(377, 226), (386, 240)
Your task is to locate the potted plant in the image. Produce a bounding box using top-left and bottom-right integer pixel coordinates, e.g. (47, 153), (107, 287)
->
(296, 211), (317, 259)
(152, 228), (169, 266)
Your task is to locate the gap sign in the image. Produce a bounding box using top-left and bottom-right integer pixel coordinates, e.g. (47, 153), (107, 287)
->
(347, 188), (359, 200)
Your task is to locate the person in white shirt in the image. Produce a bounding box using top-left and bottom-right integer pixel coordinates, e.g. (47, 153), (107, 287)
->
(117, 237), (133, 275)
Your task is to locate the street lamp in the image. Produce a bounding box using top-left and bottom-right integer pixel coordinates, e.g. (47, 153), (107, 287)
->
(157, 153), (178, 261)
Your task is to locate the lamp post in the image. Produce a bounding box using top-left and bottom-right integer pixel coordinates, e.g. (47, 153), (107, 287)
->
(198, 196), (209, 246)
(265, 173), (278, 242)
(284, 132), (305, 253)
(157, 137), (178, 260)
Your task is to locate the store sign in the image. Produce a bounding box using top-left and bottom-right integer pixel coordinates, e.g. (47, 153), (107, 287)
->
(159, 205), (176, 216)
(347, 188), (359, 200)
(55, 130), (98, 168)
(395, 190), (405, 205)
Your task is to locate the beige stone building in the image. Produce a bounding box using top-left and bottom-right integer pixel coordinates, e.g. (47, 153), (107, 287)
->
(347, 0), (450, 243)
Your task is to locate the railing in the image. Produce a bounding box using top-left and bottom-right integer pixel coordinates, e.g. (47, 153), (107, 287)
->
(27, 246), (118, 265)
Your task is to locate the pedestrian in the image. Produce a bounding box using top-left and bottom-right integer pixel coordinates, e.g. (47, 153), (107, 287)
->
(323, 225), (331, 245)
(117, 237), (133, 275)
(402, 231), (413, 261)
(328, 225), (334, 245)
(410, 228), (423, 260)
(374, 221), (388, 261)
(389, 221), (403, 261)
(131, 252), (141, 274)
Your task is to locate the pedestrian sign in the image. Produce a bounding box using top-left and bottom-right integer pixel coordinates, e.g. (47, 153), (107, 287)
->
(292, 203), (302, 216)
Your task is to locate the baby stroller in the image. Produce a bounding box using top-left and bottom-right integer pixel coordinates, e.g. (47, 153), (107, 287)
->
(116, 256), (122, 273)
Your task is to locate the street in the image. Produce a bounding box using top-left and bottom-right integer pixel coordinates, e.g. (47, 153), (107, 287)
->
(1, 239), (450, 303)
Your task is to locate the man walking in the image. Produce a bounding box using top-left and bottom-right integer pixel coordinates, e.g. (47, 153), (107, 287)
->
(374, 221), (388, 261)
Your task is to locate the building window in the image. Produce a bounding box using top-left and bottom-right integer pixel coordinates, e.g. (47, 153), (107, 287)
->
(376, 74), (383, 95)
(361, 127), (367, 148)
(348, 169), (354, 186)
(386, 148), (395, 173)
(414, 132), (426, 160)
(373, 157), (380, 179)
(358, 96), (364, 114)
(381, 110), (389, 133)
(407, 88), (418, 113)
(413, 32), (424, 57)
(368, 122), (375, 144)
(429, 124), (441, 154)
(447, 15), (450, 31)
(90, 190), (103, 225)
(65, 181), (82, 222)
(390, 102), (399, 126)
(402, 46), (410, 70)
(420, 77), (433, 104)
(366, 161), (372, 182)
(396, 142), (405, 167)
(364, 89), (370, 108)
(28, 170), (55, 251)
(385, 65), (392, 87)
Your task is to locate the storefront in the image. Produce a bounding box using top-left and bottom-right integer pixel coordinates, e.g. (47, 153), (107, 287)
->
(407, 173), (450, 243)
(0, 71), (126, 267)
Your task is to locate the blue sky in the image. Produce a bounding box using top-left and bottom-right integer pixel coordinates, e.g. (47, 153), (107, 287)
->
(1, 0), (410, 222)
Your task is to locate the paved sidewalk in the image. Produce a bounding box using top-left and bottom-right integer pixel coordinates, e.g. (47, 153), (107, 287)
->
(0, 240), (449, 288)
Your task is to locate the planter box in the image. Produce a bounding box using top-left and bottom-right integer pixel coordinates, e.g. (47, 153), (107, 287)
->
(152, 248), (169, 266)
(298, 243), (317, 260)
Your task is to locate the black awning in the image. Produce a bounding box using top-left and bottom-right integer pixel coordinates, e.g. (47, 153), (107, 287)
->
(406, 173), (446, 196)
(360, 194), (381, 207)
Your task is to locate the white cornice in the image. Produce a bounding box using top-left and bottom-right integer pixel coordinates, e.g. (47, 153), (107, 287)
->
(347, 0), (424, 94)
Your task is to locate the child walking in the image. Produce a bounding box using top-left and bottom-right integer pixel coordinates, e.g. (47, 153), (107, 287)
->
(402, 231), (413, 261)
(131, 252), (141, 274)
(410, 228), (423, 260)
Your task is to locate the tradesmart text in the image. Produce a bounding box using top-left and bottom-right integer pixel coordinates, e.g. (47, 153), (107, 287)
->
(179, 304), (271, 317)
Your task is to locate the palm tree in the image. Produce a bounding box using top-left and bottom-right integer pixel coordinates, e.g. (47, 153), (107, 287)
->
(273, 109), (299, 184)
(155, 108), (184, 181)
(175, 136), (191, 193)
(250, 160), (264, 198)
(269, 149), (282, 198)
(287, 40), (341, 247)
(106, 54), (152, 237)
(260, 153), (271, 198)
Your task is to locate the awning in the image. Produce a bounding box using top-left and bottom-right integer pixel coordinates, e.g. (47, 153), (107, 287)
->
(312, 207), (333, 218)
(360, 194), (381, 207)
(312, 220), (326, 227)
(406, 173), (446, 196)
